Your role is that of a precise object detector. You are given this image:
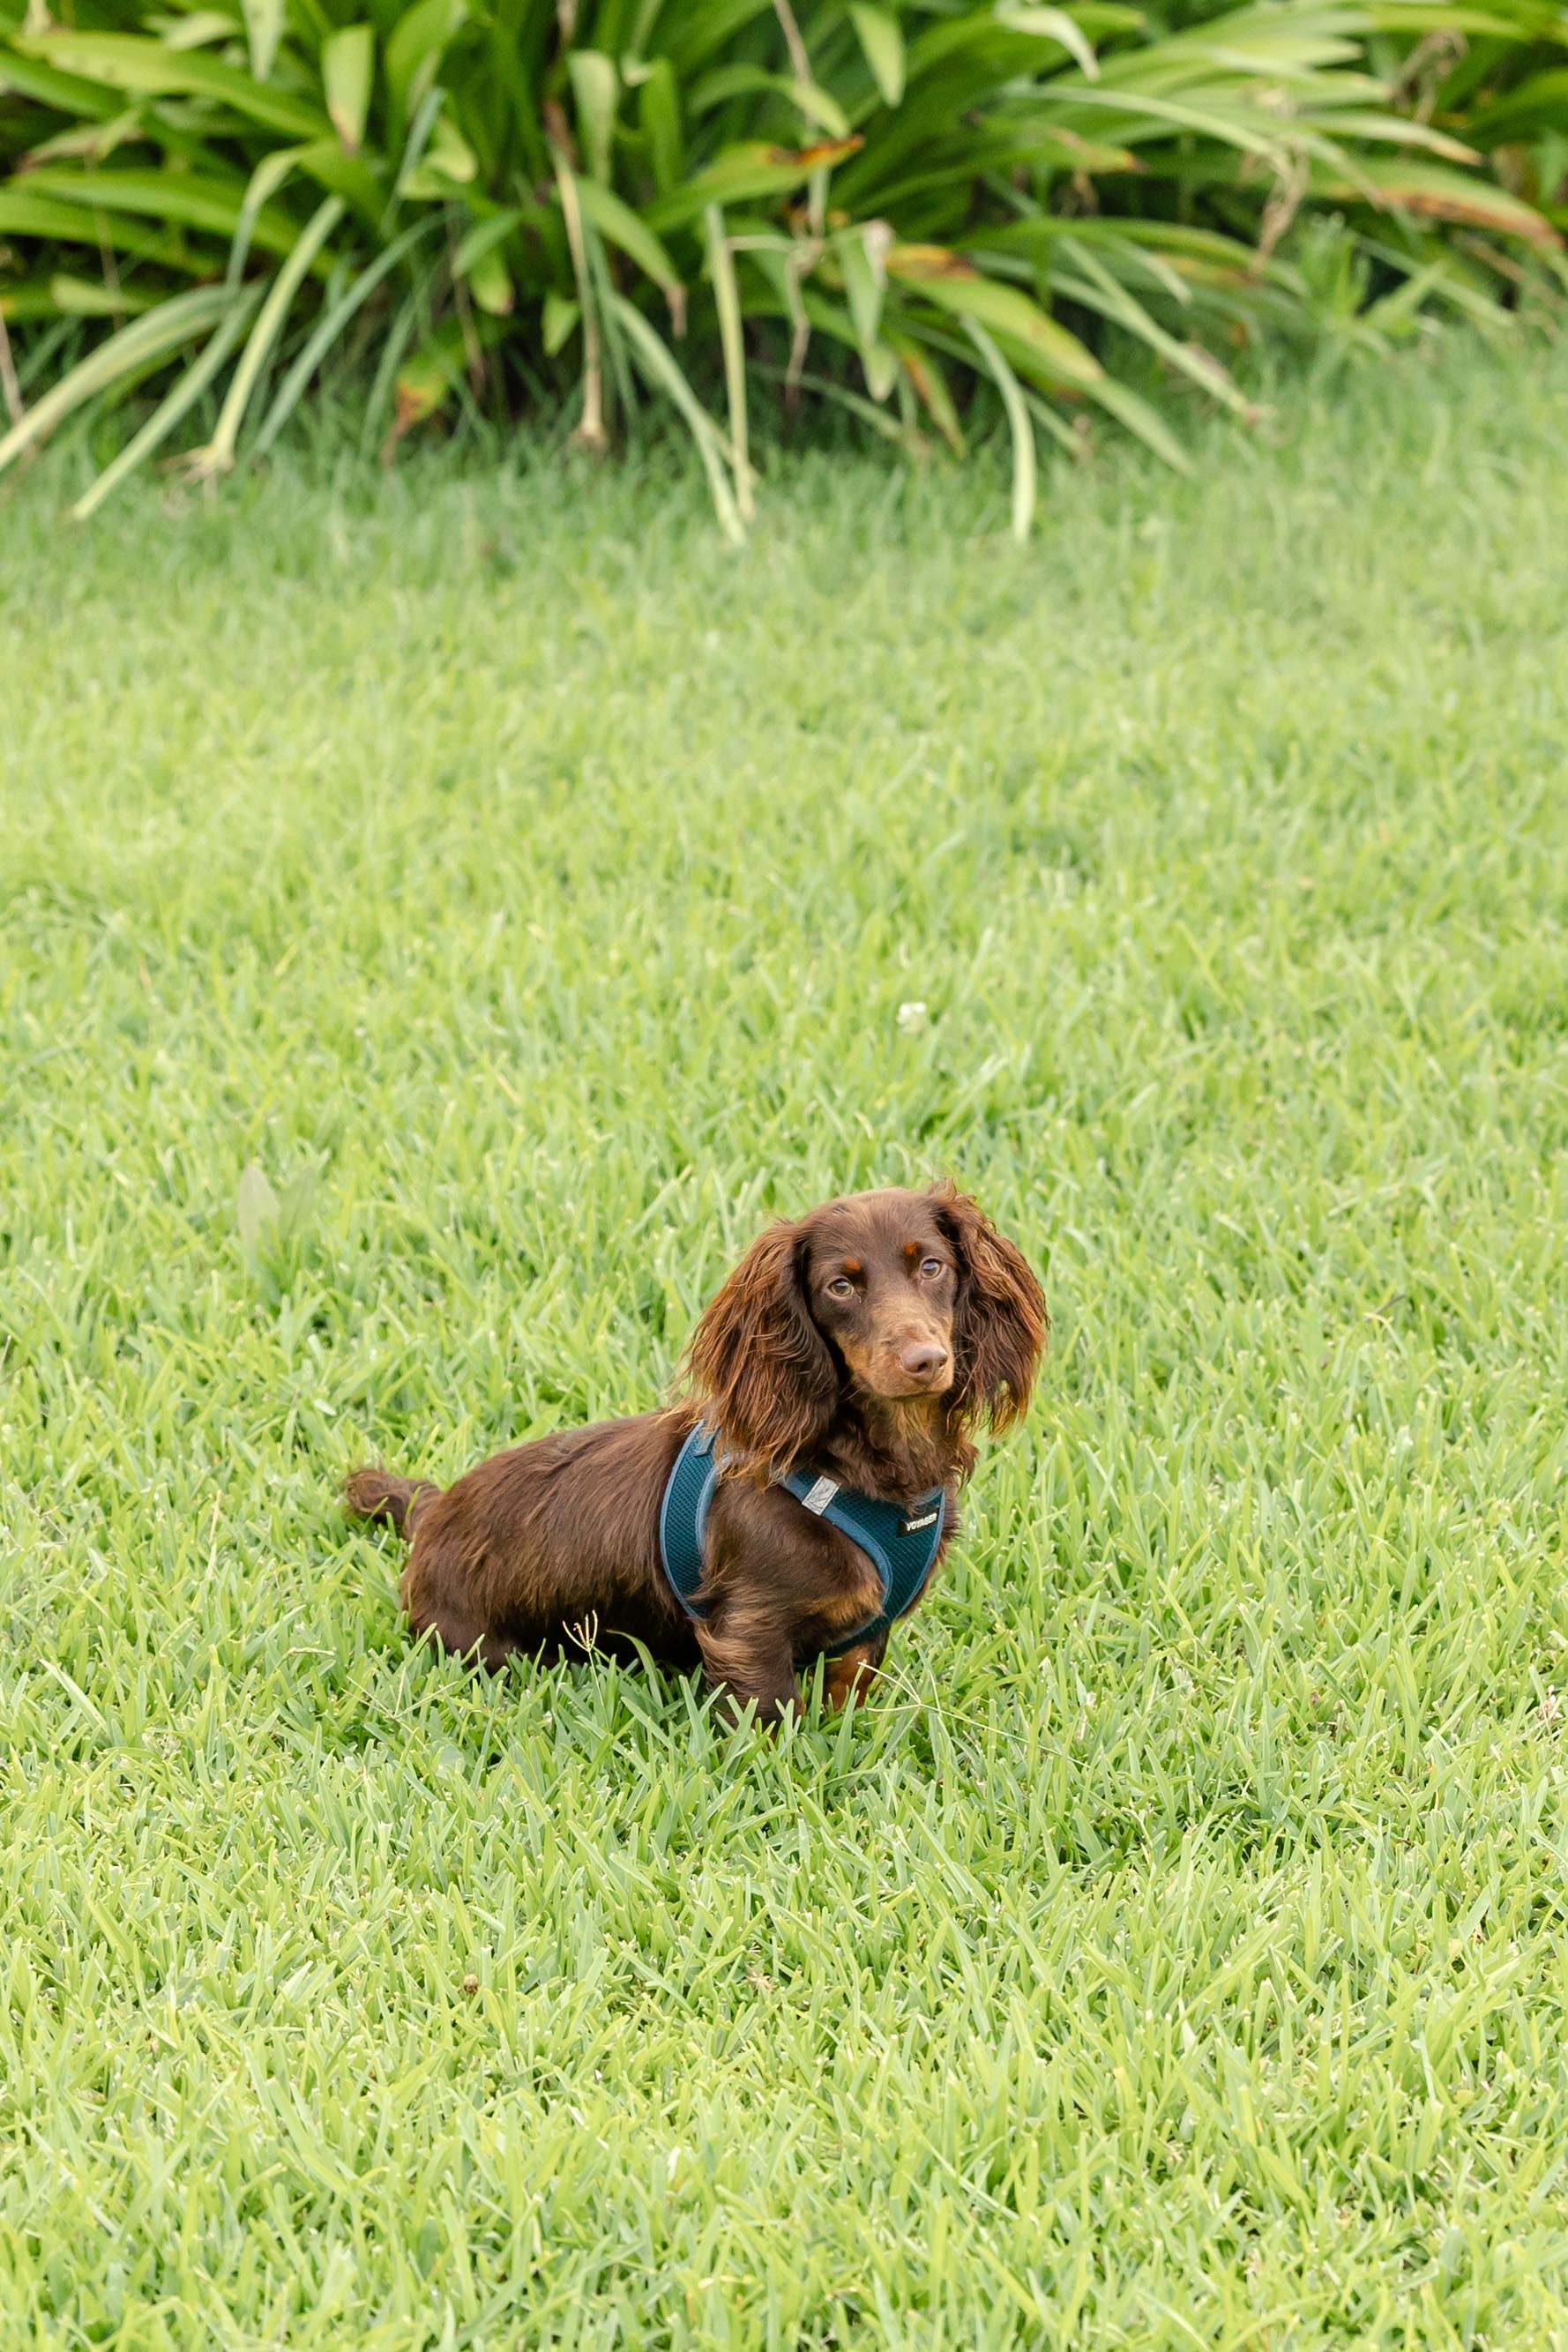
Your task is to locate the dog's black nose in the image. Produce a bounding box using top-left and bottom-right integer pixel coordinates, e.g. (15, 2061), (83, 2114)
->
(899, 1341), (949, 1380)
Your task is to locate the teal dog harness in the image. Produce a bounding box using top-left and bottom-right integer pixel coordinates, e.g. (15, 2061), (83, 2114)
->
(659, 1419), (948, 1657)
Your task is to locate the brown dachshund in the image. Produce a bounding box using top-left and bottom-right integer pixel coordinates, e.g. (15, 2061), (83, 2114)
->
(345, 1183), (1046, 1722)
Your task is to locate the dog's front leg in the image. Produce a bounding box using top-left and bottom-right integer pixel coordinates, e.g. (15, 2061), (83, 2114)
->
(821, 1632), (888, 1712)
(696, 1609), (801, 1729)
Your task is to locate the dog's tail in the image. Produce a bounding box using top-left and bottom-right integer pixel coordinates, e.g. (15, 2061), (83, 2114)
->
(344, 1467), (440, 1540)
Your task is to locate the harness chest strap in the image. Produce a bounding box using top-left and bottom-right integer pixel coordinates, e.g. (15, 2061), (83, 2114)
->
(659, 1420), (948, 1657)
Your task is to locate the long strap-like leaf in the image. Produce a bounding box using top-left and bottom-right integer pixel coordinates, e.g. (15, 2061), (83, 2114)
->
(250, 215), (443, 465)
(608, 294), (746, 546)
(195, 193), (345, 474)
(963, 317), (1035, 543)
(705, 204), (754, 522)
(0, 284), (232, 478)
(72, 285), (265, 519)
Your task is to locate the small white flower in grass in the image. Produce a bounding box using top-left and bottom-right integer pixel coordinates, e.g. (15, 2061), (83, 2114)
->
(897, 1001), (928, 1034)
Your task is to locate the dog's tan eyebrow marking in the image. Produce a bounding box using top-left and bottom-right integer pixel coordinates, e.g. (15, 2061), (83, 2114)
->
(841, 1258), (863, 1277)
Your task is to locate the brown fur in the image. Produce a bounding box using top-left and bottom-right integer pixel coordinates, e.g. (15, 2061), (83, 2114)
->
(345, 1183), (1047, 1722)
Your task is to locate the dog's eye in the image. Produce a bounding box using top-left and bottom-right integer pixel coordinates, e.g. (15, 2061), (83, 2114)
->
(825, 1276), (854, 1298)
(920, 1257), (945, 1278)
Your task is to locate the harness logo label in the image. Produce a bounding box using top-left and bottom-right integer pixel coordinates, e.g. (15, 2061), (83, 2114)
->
(801, 1475), (839, 1515)
(900, 1508), (940, 1536)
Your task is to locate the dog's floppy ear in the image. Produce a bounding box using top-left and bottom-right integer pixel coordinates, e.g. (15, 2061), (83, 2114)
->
(686, 1218), (836, 1475)
(932, 1182), (1048, 1434)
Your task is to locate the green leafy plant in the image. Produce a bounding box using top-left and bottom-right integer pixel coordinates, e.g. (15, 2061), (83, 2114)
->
(1375, 0), (1568, 236)
(0, 0), (1561, 532)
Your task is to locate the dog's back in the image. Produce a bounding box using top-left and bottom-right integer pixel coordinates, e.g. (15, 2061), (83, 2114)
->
(346, 1410), (700, 1671)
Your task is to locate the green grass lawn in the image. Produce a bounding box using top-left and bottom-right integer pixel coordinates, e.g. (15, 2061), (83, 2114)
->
(4, 342), (1568, 2351)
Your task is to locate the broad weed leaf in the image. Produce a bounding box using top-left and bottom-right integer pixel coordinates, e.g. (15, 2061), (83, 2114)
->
(236, 1162), (280, 1264)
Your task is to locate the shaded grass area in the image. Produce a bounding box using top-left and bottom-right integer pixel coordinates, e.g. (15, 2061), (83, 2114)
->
(4, 341), (1568, 2348)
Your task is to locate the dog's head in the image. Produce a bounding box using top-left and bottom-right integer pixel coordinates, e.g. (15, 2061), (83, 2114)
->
(685, 1183), (1047, 1473)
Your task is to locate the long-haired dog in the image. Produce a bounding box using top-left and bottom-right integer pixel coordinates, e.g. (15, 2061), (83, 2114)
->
(346, 1183), (1046, 1721)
